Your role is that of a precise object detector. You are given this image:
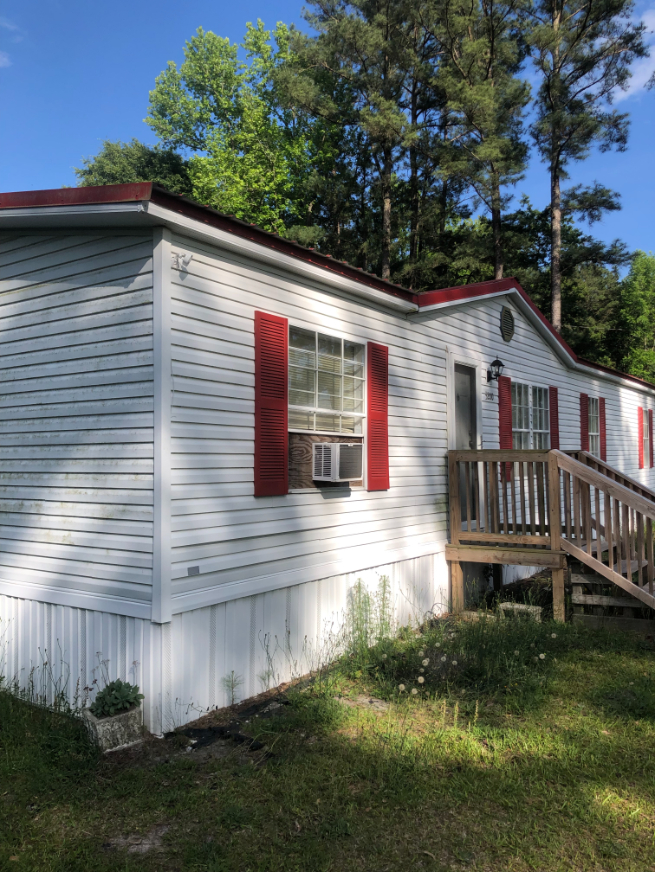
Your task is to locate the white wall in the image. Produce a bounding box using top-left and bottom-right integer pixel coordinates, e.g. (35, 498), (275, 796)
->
(0, 231), (155, 617)
(430, 294), (655, 488)
(168, 233), (450, 613)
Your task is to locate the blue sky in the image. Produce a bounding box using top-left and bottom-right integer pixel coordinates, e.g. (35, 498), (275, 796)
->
(1, 0), (654, 257)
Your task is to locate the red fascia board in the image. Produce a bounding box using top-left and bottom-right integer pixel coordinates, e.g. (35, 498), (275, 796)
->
(0, 183), (154, 209)
(417, 278), (517, 308)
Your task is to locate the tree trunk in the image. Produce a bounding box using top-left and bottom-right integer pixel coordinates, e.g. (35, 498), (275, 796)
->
(551, 161), (562, 333)
(409, 82), (419, 286)
(381, 147), (392, 281)
(491, 172), (504, 280)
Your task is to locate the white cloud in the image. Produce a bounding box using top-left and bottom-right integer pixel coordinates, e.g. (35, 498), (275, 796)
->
(614, 5), (655, 102)
(0, 16), (23, 43)
(0, 50), (11, 68)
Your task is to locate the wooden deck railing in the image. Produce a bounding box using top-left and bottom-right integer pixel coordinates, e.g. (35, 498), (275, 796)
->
(447, 449), (655, 621)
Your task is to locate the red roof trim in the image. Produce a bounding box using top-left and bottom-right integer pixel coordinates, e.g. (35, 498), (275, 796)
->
(2, 183), (655, 394)
(0, 183), (154, 209)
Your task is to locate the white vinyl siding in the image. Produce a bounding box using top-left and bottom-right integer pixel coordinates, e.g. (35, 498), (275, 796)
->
(0, 232), (155, 616)
(167, 232), (448, 610)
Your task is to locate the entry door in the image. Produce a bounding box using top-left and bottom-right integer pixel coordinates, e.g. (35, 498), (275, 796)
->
(454, 364), (477, 523)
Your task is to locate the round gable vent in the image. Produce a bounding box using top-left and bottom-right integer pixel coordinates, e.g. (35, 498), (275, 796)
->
(500, 306), (515, 342)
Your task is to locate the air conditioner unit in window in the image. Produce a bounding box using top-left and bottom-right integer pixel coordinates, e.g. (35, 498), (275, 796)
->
(312, 442), (363, 482)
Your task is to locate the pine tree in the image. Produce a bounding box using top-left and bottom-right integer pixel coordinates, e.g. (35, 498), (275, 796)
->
(425, 0), (530, 279)
(528, 0), (647, 332)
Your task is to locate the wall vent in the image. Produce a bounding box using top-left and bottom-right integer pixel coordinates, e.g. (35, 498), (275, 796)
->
(312, 443), (363, 482)
(500, 305), (515, 342)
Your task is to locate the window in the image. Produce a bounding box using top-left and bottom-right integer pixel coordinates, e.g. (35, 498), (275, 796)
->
(644, 407), (650, 468)
(288, 326), (365, 435)
(588, 397), (600, 457)
(511, 382), (550, 449)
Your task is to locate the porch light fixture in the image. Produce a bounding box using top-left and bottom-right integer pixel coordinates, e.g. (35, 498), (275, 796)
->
(487, 358), (504, 382)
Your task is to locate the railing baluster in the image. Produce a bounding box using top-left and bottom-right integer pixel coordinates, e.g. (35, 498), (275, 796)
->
(572, 474), (580, 544)
(490, 461), (499, 534)
(647, 517), (654, 594)
(537, 463), (546, 536)
(614, 497), (622, 574)
(564, 471), (572, 540)
(637, 510), (645, 586)
(473, 461), (480, 532)
(501, 462), (509, 535)
(585, 482), (593, 557)
(605, 491), (613, 572)
(510, 464), (518, 535)
(465, 461), (472, 531)
(519, 461), (528, 536)
(481, 461), (489, 533)
(528, 462), (536, 535)
(622, 502), (630, 579)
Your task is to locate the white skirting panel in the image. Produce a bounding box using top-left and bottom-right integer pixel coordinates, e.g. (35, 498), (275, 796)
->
(0, 549), (448, 733)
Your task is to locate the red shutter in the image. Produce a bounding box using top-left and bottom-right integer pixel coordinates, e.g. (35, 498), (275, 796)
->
(367, 342), (389, 491)
(549, 386), (560, 450)
(599, 397), (607, 462)
(638, 406), (644, 469)
(254, 311), (288, 496)
(498, 376), (512, 449)
(580, 394), (589, 452)
(650, 410), (654, 468)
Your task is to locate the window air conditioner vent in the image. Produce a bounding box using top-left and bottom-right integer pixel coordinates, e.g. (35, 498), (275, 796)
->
(312, 442), (363, 482)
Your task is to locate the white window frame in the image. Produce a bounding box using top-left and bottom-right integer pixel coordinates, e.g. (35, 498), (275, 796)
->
(511, 381), (550, 450)
(644, 407), (650, 468)
(588, 397), (600, 458)
(288, 325), (366, 437)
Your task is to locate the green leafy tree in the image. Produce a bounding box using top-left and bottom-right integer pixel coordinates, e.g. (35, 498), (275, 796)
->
(528, 0), (648, 332)
(75, 139), (192, 195)
(147, 22), (322, 233)
(618, 252), (655, 380)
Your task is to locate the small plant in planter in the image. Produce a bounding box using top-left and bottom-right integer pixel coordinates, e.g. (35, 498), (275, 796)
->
(90, 679), (144, 718)
(84, 679), (145, 751)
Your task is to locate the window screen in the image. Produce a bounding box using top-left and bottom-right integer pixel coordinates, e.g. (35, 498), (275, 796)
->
(512, 382), (550, 449)
(289, 327), (365, 435)
(588, 397), (600, 458)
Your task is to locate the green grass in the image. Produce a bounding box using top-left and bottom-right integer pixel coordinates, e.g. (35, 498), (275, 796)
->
(2, 619), (655, 871)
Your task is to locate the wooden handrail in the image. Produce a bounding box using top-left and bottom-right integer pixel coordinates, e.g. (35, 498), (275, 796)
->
(565, 450), (655, 504)
(447, 448), (655, 620)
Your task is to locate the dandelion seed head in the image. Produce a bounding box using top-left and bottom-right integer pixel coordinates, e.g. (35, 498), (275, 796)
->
(398, 684), (405, 692)
(411, 688), (418, 695)
(441, 656), (447, 662)
(551, 633), (557, 639)
(539, 653), (545, 660)
(435, 642), (441, 648)
(530, 643), (535, 648)
(418, 676), (425, 684)
(418, 650), (424, 657)
(422, 658), (429, 666)
(381, 653), (388, 660)
(452, 660), (458, 666)
(514, 650), (520, 656)
(420, 667), (425, 673)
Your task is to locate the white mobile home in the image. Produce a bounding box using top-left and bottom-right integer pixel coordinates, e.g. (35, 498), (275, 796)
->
(1, 183), (654, 731)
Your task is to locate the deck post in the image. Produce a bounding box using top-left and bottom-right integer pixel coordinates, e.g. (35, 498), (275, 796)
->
(451, 561), (465, 614)
(548, 452), (566, 622)
(448, 452), (464, 613)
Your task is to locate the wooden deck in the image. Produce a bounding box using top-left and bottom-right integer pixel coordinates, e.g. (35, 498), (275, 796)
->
(447, 449), (655, 621)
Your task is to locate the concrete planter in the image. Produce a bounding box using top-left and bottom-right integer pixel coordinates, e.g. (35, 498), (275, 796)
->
(83, 705), (143, 752)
